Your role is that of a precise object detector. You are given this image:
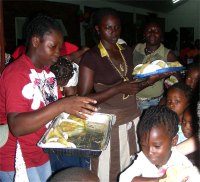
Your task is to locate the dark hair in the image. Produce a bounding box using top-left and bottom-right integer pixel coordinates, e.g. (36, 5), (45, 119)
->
(167, 82), (192, 103)
(50, 57), (74, 84)
(138, 105), (179, 140)
(48, 167), (99, 182)
(184, 106), (199, 135)
(143, 21), (163, 37)
(187, 62), (200, 74)
(25, 14), (63, 47)
(90, 7), (120, 43)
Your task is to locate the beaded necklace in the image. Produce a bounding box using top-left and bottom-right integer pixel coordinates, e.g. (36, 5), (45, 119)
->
(145, 47), (155, 55)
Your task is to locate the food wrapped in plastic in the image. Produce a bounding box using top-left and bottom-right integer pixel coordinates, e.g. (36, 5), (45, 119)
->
(132, 60), (184, 78)
(37, 112), (115, 157)
(159, 165), (200, 182)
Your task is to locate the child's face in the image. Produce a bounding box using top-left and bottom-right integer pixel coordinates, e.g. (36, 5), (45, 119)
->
(34, 29), (63, 68)
(58, 78), (68, 87)
(182, 110), (193, 138)
(185, 69), (200, 90)
(140, 125), (177, 167)
(166, 88), (189, 118)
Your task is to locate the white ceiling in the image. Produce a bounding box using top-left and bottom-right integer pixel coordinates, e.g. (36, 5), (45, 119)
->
(108, 0), (189, 13)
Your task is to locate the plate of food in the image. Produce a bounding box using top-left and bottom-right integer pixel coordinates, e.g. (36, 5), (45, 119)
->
(159, 165), (200, 182)
(37, 112), (115, 157)
(133, 60), (185, 78)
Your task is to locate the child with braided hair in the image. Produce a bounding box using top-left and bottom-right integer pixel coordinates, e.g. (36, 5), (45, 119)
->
(119, 105), (199, 182)
(50, 57), (90, 173)
(50, 57), (79, 97)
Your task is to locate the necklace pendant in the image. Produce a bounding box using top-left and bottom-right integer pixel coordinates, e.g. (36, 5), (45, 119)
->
(124, 77), (129, 81)
(123, 94), (129, 100)
(60, 86), (63, 92)
(120, 64), (124, 72)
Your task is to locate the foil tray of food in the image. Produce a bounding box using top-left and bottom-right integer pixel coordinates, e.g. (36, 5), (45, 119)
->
(133, 60), (185, 78)
(37, 112), (115, 157)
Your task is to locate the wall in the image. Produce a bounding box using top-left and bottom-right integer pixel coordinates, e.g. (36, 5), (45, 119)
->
(52, 0), (200, 50)
(166, 0), (200, 49)
(3, 1), (80, 53)
(3, 0), (167, 52)
(46, 0), (166, 16)
(4, 0), (198, 52)
(46, 0), (166, 47)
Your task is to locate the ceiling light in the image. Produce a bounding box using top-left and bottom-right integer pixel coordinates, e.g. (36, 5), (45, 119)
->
(172, 0), (181, 3)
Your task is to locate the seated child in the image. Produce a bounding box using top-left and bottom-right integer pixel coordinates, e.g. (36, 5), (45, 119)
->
(119, 105), (199, 182)
(50, 57), (90, 173)
(166, 82), (193, 150)
(185, 62), (200, 110)
(166, 82), (192, 123)
(176, 100), (200, 156)
(50, 57), (79, 97)
(178, 107), (198, 144)
(181, 106), (199, 168)
(48, 167), (99, 182)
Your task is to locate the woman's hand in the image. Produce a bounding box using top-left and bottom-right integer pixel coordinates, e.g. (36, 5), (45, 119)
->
(147, 72), (174, 85)
(61, 96), (98, 119)
(7, 96), (97, 136)
(181, 176), (189, 182)
(117, 80), (141, 95)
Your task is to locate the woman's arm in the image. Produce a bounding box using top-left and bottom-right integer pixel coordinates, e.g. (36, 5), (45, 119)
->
(8, 96), (97, 136)
(142, 50), (179, 86)
(132, 176), (161, 182)
(176, 136), (198, 155)
(64, 47), (90, 65)
(78, 66), (120, 103)
(78, 66), (141, 104)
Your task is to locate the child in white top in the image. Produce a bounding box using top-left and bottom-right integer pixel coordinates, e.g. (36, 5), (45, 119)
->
(50, 57), (79, 97)
(178, 106), (198, 144)
(119, 105), (199, 182)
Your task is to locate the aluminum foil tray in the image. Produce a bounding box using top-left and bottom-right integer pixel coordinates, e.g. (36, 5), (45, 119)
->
(37, 112), (115, 158)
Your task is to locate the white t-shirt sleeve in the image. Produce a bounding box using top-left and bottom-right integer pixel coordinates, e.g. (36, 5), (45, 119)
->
(65, 63), (79, 87)
(119, 152), (144, 182)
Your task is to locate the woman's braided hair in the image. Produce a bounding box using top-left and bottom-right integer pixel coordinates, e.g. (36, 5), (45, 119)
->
(137, 105), (179, 140)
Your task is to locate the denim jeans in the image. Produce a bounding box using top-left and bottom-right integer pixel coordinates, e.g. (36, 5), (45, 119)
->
(49, 154), (90, 173)
(137, 96), (162, 112)
(0, 161), (51, 182)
